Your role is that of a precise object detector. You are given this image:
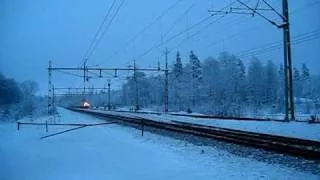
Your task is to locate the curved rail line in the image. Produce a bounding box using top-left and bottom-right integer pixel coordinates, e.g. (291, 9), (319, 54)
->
(68, 108), (320, 160)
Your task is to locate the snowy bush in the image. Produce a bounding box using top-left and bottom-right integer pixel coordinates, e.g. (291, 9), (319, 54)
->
(0, 74), (47, 122)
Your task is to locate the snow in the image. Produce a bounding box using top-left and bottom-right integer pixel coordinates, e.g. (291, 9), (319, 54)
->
(0, 108), (319, 180)
(171, 111), (204, 115)
(90, 110), (320, 141)
(180, 118), (320, 141)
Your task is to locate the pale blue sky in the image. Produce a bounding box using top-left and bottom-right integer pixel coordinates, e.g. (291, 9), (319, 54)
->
(1, 0), (319, 94)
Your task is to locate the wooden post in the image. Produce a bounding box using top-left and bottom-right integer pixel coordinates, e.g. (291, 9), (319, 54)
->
(141, 119), (144, 136)
(46, 120), (48, 132)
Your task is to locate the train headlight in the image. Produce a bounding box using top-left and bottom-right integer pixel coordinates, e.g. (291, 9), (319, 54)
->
(83, 101), (90, 108)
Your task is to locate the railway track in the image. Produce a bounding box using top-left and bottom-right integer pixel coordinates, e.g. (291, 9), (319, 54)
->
(114, 109), (270, 121)
(68, 108), (320, 160)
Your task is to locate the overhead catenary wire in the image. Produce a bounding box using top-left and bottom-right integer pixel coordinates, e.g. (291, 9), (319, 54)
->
(117, 1), (238, 63)
(121, 0), (183, 49)
(84, 0), (125, 65)
(236, 29), (320, 58)
(239, 32), (320, 58)
(195, 0), (314, 55)
(132, 0), (316, 63)
(110, 0), (238, 66)
(104, 0), (184, 67)
(145, 1), (277, 60)
(168, 15), (228, 53)
(81, 0), (118, 66)
(235, 0), (282, 27)
(163, 0), (199, 38)
(158, 0), (251, 57)
(168, 0), (254, 54)
(134, 15), (216, 59)
(56, 70), (84, 78)
(261, 0), (285, 20)
(242, 34), (320, 57)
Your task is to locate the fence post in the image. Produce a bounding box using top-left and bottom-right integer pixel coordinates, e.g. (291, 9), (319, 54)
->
(141, 119), (144, 136)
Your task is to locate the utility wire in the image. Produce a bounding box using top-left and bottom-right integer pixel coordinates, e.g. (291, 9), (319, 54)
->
(261, 0), (284, 20)
(135, 16), (213, 59)
(163, 0), (198, 38)
(239, 34), (320, 58)
(238, 29), (320, 55)
(134, 1), (239, 59)
(204, 17), (254, 48)
(169, 15), (227, 53)
(236, 0), (280, 27)
(56, 70), (83, 78)
(169, 6), (253, 53)
(81, 0), (118, 66)
(238, 35), (320, 58)
(104, 0), (183, 66)
(166, 0), (251, 55)
(237, 29), (320, 58)
(85, 0), (125, 64)
(122, 0), (183, 49)
(198, 0), (313, 55)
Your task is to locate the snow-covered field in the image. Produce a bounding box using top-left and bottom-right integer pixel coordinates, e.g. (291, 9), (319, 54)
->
(0, 108), (319, 180)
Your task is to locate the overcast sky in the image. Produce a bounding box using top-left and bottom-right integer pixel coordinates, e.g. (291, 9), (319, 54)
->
(1, 0), (319, 94)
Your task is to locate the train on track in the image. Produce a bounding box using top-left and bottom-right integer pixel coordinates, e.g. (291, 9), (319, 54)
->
(71, 99), (91, 109)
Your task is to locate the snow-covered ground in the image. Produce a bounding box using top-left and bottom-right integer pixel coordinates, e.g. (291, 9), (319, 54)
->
(1, 108), (319, 180)
(179, 117), (320, 141)
(106, 106), (317, 121)
(91, 110), (320, 141)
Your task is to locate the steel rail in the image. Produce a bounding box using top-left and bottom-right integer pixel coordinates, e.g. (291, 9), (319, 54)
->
(68, 108), (320, 160)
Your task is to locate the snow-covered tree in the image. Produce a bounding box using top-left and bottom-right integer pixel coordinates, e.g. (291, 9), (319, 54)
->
(0, 73), (21, 105)
(19, 80), (39, 117)
(202, 57), (220, 106)
(189, 51), (202, 106)
(277, 64), (285, 111)
(173, 51), (183, 78)
(170, 51), (184, 110)
(293, 67), (302, 98)
(189, 51), (202, 81)
(217, 52), (246, 115)
(115, 51), (319, 116)
(247, 58), (265, 111)
(301, 63), (311, 98)
(264, 60), (279, 106)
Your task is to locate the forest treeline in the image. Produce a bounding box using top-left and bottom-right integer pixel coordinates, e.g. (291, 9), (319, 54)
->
(119, 52), (320, 115)
(0, 73), (46, 121)
(59, 52), (320, 116)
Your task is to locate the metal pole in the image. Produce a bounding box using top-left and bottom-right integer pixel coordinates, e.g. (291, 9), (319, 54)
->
(134, 60), (139, 111)
(52, 84), (55, 114)
(45, 120), (48, 132)
(164, 48), (169, 113)
(108, 81), (111, 110)
(83, 61), (86, 94)
(141, 119), (144, 136)
(282, 0), (295, 121)
(282, 0), (289, 121)
(283, 0), (295, 120)
(48, 60), (52, 116)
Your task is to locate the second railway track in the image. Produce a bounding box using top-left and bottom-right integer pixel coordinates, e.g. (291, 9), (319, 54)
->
(68, 107), (320, 160)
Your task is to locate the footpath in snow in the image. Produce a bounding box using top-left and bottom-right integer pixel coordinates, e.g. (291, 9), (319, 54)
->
(93, 109), (320, 141)
(0, 108), (319, 180)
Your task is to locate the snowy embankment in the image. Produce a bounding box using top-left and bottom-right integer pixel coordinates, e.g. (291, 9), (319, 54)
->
(94, 110), (320, 141)
(0, 108), (319, 180)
